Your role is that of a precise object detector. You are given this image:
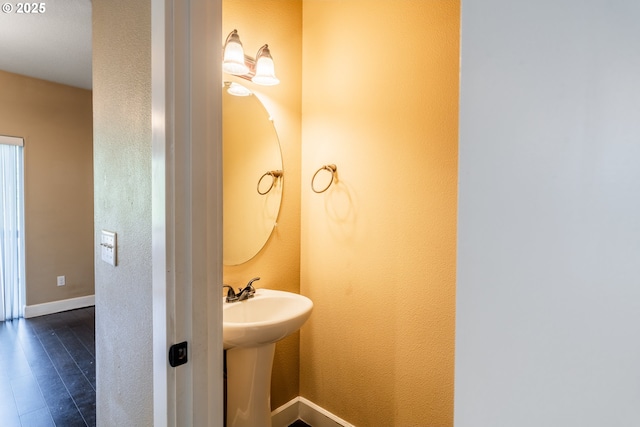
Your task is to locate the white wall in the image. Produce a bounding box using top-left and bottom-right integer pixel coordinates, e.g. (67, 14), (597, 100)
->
(93, 0), (153, 424)
(456, 1), (640, 426)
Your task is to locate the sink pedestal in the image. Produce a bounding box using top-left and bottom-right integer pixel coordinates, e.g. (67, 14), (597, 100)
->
(226, 343), (276, 427)
(223, 289), (313, 427)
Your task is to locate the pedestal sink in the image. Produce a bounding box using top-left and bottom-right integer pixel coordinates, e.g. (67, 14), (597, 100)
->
(223, 289), (313, 427)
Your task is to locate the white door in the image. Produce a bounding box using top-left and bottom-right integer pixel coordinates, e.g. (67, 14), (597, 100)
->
(151, 0), (224, 426)
(456, 1), (640, 425)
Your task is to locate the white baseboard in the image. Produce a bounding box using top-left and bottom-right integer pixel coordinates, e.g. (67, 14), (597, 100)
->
(23, 295), (95, 318)
(272, 397), (355, 427)
(272, 398), (300, 427)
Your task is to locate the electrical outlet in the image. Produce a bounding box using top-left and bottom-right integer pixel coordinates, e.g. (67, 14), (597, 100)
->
(57, 276), (65, 286)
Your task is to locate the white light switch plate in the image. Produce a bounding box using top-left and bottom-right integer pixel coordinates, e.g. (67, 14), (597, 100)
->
(101, 230), (117, 266)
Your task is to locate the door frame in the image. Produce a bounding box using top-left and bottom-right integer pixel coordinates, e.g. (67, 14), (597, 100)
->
(151, 0), (223, 425)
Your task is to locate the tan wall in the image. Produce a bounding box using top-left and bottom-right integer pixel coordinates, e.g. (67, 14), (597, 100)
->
(92, 0), (153, 424)
(222, 0), (303, 409)
(301, 1), (459, 426)
(0, 70), (94, 307)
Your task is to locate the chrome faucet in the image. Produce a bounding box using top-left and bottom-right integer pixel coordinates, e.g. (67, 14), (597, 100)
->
(223, 285), (238, 302)
(223, 277), (260, 303)
(237, 277), (260, 301)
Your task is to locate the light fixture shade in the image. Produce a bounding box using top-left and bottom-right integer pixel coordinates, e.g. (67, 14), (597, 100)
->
(252, 45), (280, 86)
(225, 82), (252, 97)
(223, 30), (250, 75)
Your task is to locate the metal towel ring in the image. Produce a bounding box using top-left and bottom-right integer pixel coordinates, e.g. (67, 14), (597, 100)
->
(257, 170), (283, 195)
(311, 164), (337, 193)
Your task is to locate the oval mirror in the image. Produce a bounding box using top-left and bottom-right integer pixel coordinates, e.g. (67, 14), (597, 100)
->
(223, 82), (283, 265)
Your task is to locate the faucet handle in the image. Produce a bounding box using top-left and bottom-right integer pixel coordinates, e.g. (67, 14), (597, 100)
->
(223, 285), (238, 302)
(246, 277), (261, 290)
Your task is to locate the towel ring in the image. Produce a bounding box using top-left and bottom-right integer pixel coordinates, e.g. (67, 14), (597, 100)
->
(311, 164), (337, 194)
(257, 170), (283, 195)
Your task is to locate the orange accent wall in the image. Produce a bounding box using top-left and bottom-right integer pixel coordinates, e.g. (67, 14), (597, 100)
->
(300, 1), (460, 425)
(222, 1), (459, 422)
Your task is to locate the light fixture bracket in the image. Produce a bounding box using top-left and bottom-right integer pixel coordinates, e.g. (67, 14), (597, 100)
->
(235, 55), (257, 81)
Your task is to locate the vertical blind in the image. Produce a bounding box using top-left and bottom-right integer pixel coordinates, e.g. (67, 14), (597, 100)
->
(0, 135), (26, 321)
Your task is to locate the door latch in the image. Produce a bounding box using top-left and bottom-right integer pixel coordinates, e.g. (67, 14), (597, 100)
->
(168, 341), (188, 367)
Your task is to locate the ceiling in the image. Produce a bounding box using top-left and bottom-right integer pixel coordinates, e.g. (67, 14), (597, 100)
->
(0, 0), (92, 89)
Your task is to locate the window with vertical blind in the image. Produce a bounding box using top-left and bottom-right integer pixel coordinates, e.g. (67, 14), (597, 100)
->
(0, 135), (25, 321)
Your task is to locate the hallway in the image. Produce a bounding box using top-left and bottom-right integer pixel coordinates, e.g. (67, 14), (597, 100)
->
(0, 307), (95, 426)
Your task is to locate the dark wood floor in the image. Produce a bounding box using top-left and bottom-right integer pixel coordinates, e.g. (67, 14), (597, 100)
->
(0, 307), (95, 427)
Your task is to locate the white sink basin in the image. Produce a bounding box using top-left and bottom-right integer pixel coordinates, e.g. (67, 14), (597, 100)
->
(223, 288), (313, 349)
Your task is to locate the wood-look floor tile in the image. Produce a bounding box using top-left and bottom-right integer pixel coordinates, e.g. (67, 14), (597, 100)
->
(1, 307), (95, 427)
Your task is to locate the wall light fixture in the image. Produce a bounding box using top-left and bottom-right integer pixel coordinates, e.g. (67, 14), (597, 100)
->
(224, 81), (252, 97)
(223, 29), (280, 86)
(222, 30), (250, 75)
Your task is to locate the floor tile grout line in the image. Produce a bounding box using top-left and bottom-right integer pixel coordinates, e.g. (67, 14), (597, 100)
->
(54, 325), (97, 393)
(31, 310), (96, 389)
(67, 320), (97, 368)
(1, 320), (32, 424)
(6, 309), (96, 427)
(30, 324), (90, 427)
(6, 319), (52, 421)
(13, 320), (70, 426)
(54, 310), (96, 358)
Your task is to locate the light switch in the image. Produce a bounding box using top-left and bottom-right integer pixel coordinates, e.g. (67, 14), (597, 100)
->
(101, 230), (117, 266)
